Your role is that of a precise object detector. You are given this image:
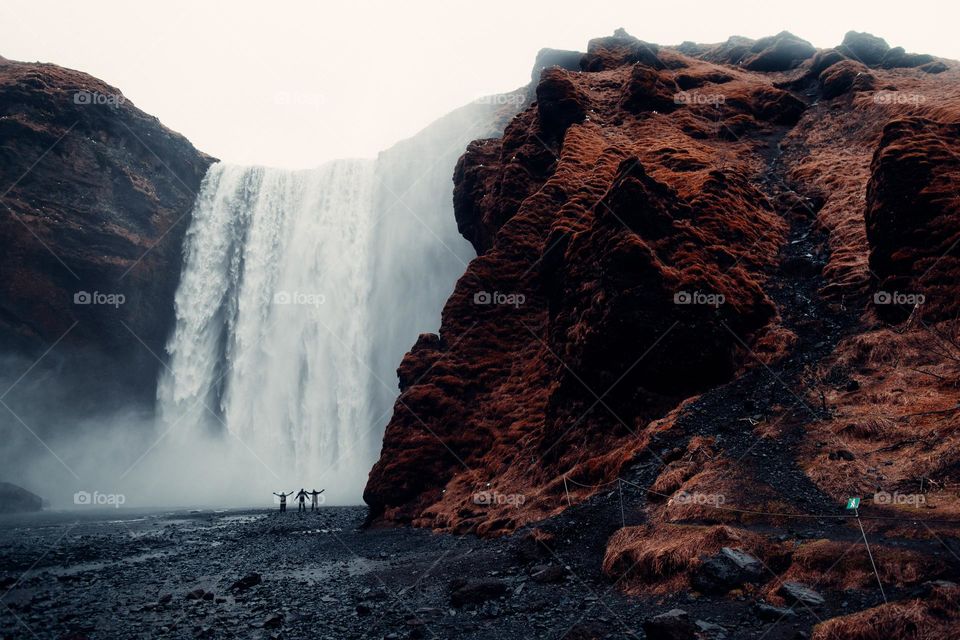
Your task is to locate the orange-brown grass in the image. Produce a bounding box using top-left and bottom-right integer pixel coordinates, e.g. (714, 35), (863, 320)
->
(769, 539), (947, 599)
(603, 523), (779, 595)
(812, 582), (960, 640)
(799, 322), (960, 538)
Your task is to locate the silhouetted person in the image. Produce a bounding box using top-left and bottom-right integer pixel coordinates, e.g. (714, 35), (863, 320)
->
(308, 489), (325, 511)
(273, 491), (293, 512)
(295, 488), (309, 513)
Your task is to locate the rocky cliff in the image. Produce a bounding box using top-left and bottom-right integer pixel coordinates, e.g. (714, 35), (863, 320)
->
(0, 57), (213, 407)
(365, 29), (960, 638)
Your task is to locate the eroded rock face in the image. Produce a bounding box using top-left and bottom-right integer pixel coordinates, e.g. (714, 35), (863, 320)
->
(367, 38), (960, 620)
(0, 58), (214, 404)
(365, 29), (797, 531)
(865, 117), (960, 321)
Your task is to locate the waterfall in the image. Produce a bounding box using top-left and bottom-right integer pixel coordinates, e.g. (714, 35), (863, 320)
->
(156, 96), (521, 505)
(157, 160), (382, 499)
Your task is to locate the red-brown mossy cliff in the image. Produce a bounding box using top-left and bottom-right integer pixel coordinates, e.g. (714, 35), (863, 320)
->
(365, 29), (795, 532)
(366, 28), (960, 550)
(865, 117), (960, 322)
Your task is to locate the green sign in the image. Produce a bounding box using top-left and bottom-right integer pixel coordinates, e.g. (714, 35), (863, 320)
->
(845, 497), (861, 510)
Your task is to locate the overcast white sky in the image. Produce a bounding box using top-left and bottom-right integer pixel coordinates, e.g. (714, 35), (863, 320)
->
(1, 0), (957, 168)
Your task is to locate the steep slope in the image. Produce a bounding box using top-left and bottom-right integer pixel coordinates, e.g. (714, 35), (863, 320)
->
(366, 29), (960, 638)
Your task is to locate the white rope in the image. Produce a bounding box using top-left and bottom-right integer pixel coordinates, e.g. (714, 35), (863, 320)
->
(855, 508), (888, 603)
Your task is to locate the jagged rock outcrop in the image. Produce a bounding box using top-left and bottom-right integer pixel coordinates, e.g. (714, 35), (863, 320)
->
(366, 28), (804, 530)
(367, 27), (960, 639)
(0, 58), (214, 404)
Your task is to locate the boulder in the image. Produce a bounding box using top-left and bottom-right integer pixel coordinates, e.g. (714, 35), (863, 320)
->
(692, 547), (763, 594)
(643, 609), (698, 640)
(778, 581), (825, 606)
(742, 31), (816, 71)
(879, 47), (934, 69)
(839, 31), (890, 66)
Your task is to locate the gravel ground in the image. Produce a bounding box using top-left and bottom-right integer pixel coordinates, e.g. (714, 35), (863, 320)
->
(0, 504), (840, 640)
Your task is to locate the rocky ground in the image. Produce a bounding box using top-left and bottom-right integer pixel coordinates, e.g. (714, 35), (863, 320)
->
(3, 503), (929, 640)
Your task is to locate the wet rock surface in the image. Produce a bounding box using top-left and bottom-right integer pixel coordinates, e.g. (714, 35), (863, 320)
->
(0, 507), (864, 639)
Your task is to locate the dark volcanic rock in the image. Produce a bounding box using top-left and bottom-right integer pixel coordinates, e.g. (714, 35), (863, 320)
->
(229, 572), (262, 592)
(643, 608), (697, 640)
(839, 31), (890, 66)
(0, 482), (42, 513)
(692, 547), (763, 594)
(742, 31), (816, 72)
(581, 28), (664, 72)
(778, 581), (825, 606)
(0, 57), (214, 405)
(531, 48), (583, 83)
(449, 578), (507, 607)
(879, 46), (934, 69)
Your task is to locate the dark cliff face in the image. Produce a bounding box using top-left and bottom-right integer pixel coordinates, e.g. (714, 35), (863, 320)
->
(0, 58), (214, 407)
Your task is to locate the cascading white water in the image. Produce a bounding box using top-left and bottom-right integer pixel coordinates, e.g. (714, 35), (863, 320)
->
(158, 160), (380, 498)
(154, 94), (522, 506)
